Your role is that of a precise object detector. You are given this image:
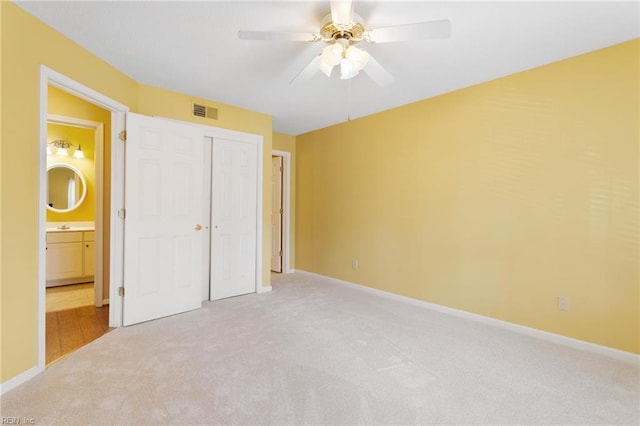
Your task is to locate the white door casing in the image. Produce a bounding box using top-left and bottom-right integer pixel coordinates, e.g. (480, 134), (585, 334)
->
(34, 66), (128, 386)
(211, 138), (258, 300)
(123, 113), (204, 326)
(272, 149), (291, 273)
(271, 156), (283, 272)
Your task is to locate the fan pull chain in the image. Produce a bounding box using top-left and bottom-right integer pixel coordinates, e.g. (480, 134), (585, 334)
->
(347, 77), (352, 122)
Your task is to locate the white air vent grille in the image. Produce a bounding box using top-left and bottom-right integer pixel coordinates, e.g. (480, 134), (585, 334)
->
(193, 103), (218, 120)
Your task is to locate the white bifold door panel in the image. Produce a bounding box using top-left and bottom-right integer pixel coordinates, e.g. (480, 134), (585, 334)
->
(123, 113), (204, 326)
(211, 138), (258, 300)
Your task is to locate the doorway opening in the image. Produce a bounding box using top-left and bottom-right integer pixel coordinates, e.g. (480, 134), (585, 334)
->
(44, 101), (111, 365)
(271, 150), (291, 274)
(38, 66), (128, 372)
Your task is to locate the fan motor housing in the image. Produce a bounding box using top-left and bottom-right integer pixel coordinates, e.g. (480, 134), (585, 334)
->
(319, 13), (366, 43)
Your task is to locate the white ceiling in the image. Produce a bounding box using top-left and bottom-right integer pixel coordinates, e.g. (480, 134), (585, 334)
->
(16, 1), (639, 135)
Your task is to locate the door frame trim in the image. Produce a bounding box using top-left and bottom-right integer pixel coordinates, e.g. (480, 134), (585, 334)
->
(47, 114), (105, 307)
(38, 66), (129, 372)
(272, 150), (292, 273)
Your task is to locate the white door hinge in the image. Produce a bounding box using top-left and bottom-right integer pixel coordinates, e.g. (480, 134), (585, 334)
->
(118, 208), (126, 219)
(119, 130), (127, 142)
(118, 286), (125, 297)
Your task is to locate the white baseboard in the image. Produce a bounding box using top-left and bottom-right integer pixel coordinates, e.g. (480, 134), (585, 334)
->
(102, 298), (110, 305)
(259, 286), (272, 293)
(0, 365), (41, 396)
(298, 270), (639, 365)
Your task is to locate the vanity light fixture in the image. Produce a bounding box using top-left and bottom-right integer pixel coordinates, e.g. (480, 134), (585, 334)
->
(48, 139), (84, 159)
(73, 144), (85, 159)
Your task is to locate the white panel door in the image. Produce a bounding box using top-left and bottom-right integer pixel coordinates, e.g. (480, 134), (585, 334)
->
(271, 156), (283, 272)
(123, 113), (204, 326)
(211, 138), (258, 300)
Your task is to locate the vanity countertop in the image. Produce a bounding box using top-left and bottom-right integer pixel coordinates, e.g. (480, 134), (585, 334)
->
(46, 222), (95, 233)
(46, 227), (95, 233)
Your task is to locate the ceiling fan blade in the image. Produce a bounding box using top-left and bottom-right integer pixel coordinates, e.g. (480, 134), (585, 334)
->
(290, 55), (320, 84)
(366, 19), (452, 43)
(330, 0), (354, 26)
(362, 55), (394, 87)
(238, 30), (319, 42)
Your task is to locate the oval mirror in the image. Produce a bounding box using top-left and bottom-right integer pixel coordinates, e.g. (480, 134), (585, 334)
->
(47, 163), (87, 213)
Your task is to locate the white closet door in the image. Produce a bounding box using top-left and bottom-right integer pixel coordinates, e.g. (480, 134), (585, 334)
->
(211, 138), (258, 300)
(123, 112), (204, 326)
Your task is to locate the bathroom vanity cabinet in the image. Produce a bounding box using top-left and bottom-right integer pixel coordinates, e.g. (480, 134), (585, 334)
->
(46, 230), (95, 287)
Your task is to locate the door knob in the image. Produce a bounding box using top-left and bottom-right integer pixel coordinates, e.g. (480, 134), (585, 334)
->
(194, 224), (202, 231)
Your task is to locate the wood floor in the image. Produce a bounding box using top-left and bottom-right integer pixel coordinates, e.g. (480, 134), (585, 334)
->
(46, 284), (111, 365)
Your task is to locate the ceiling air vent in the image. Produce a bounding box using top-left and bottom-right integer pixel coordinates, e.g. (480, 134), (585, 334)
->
(192, 103), (218, 120)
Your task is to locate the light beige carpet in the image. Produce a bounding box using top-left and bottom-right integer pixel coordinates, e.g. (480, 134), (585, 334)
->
(1, 272), (638, 425)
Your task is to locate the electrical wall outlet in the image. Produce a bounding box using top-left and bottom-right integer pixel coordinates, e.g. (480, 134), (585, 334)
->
(352, 259), (359, 270)
(557, 296), (569, 312)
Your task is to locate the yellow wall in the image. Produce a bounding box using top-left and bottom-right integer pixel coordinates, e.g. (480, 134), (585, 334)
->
(46, 124), (96, 220)
(0, 0), (4, 383)
(273, 132), (296, 270)
(1, 2), (136, 383)
(273, 132), (296, 154)
(0, 0), (3, 380)
(296, 39), (639, 354)
(1, 2), (273, 384)
(48, 86), (112, 301)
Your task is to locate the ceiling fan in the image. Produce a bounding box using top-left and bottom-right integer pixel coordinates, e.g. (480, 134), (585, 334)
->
(238, 0), (452, 86)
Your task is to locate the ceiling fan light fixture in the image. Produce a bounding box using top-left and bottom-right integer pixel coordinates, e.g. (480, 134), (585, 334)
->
(318, 58), (335, 77)
(345, 45), (369, 69)
(320, 43), (342, 66)
(317, 42), (344, 76)
(338, 45), (369, 80)
(317, 42), (370, 80)
(238, 1), (452, 86)
(340, 58), (359, 80)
